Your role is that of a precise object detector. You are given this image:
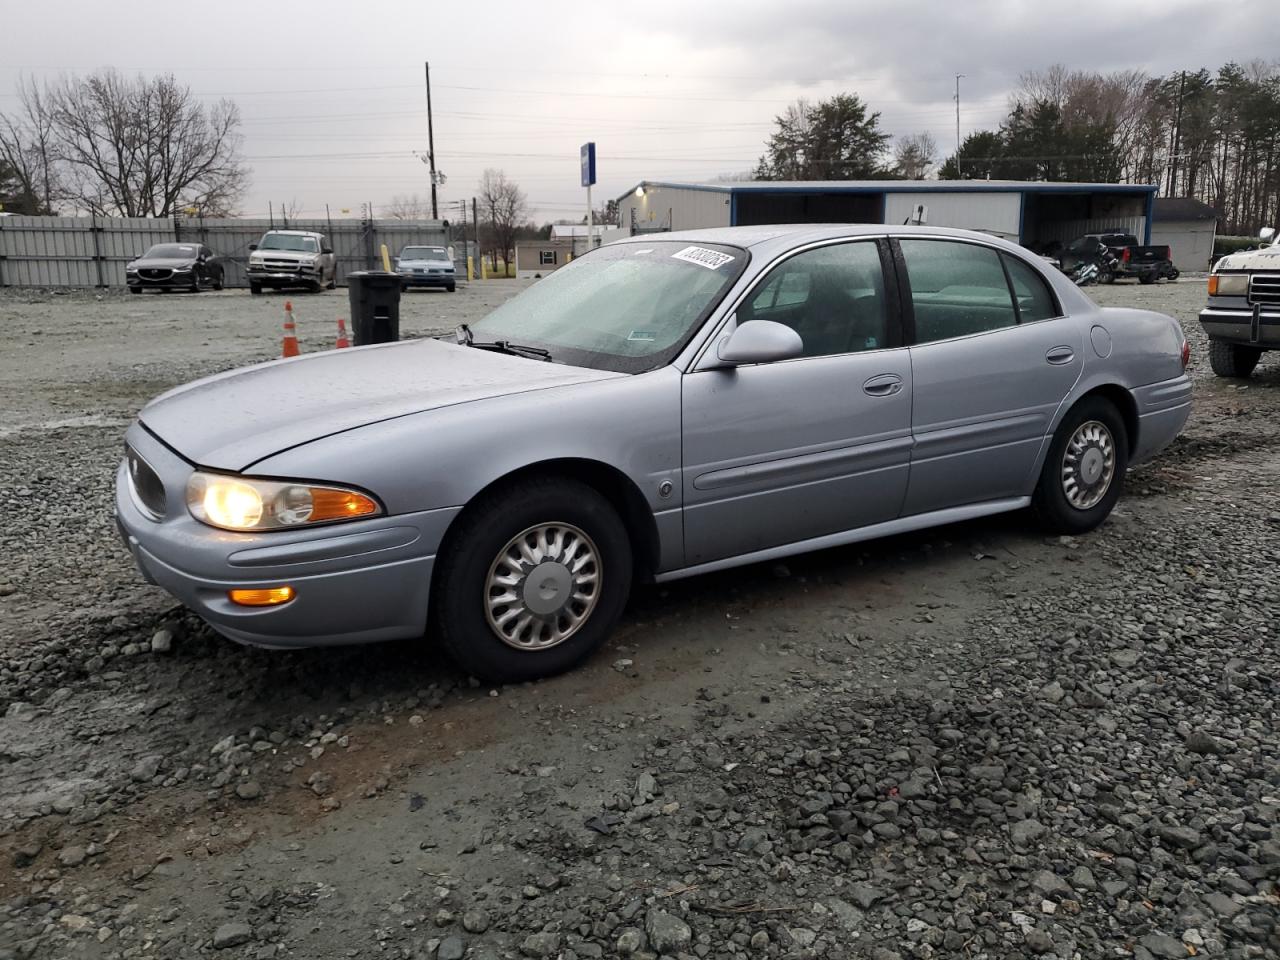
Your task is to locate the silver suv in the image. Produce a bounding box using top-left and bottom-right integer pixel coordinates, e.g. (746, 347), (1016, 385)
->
(247, 230), (337, 294)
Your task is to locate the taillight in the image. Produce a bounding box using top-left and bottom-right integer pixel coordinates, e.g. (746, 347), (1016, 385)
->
(1181, 339), (1190, 370)
(1165, 246), (1173, 261)
(1122, 247), (1131, 263)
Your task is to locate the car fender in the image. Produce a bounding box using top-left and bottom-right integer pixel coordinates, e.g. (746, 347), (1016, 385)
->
(246, 366), (685, 566)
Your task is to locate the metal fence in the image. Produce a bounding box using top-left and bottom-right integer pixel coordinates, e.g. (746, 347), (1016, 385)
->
(0, 215), (469, 288)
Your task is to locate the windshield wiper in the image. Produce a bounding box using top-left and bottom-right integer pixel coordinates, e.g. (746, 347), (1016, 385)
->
(454, 323), (552, 361)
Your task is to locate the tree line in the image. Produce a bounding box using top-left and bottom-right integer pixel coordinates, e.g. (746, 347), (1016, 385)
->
(753, 61), (1280, 235)
(0, 71), (245, 218)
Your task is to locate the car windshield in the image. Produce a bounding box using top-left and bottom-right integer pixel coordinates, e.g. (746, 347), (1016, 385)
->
(260, 234), (318, 252)
(401, 246), (448, 261)
(469, 240), (748, 373)
(144, 244), (198, 259)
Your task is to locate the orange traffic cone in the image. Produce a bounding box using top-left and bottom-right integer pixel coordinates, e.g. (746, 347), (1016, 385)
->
(335, 316), (350, 350)
(281, 301), (300, 358)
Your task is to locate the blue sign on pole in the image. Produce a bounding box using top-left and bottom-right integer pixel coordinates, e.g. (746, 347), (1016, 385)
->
(580, 142), (596, 187)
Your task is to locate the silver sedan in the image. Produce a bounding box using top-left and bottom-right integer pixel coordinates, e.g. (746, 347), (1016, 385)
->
(116, 225), (1192, 682)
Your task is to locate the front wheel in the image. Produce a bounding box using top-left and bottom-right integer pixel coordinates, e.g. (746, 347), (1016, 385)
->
(1208, 340), (1261, 378)
(446, 283), (456, 293)
(249, 281), (262, 296)
(433, 477), (632, 683)
(1033, 397), (1129, 535)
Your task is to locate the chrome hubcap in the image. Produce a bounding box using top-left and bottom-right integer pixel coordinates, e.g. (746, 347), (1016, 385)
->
(484, 522), (601, 651)
(1061, 420), (1115, 510)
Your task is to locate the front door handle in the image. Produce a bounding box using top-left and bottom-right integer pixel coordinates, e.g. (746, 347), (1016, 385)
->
(863, 374), (903, 397)
(1046, 346), (1075, 365)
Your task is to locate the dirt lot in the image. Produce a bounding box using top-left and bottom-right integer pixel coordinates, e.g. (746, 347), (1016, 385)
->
(0, 278), (1276, 960)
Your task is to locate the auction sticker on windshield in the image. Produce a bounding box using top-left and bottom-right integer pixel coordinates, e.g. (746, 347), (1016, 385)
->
(672, 246), (736, 270)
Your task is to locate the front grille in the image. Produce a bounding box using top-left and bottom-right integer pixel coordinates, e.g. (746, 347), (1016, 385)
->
(262, 258), (301, 272)
(1248, 274), (1280, 306)
(140, 268), (172, 280)
(126, 445), (166, 519)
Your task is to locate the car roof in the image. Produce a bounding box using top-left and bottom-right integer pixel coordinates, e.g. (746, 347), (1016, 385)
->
(610, 223), (1034, 256)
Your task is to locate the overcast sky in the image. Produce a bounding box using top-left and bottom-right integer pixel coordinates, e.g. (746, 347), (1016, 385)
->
(4, 0), (1278, 222)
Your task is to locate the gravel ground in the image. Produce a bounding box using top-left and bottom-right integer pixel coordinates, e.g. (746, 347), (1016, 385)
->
(0, 277), (1276, 960)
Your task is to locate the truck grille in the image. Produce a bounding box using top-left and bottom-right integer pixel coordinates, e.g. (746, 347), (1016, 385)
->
(1248, 274), (1280, 307)
(125, 445), (166, 519)
(262, 258), (301, 272)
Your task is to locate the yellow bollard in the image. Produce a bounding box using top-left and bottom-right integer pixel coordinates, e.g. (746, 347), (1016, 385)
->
(467, 256), (474, 282)
(380, 243), (392, 273)
(481, 259), (489, 280)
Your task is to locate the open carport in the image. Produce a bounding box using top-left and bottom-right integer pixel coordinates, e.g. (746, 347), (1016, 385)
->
(617, 179), (1157, 252)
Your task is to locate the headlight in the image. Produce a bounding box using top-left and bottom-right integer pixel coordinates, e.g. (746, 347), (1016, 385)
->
(1209, 273), (1248, 297)
(173, 265), (192, 272)
(186, 472), (381, 532)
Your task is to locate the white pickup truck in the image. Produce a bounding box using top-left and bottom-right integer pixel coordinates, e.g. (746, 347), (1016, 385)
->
(1199, 227), (1280, 377)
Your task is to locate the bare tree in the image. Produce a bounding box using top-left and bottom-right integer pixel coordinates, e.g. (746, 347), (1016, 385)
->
(382, 193), (431, 220)
(39, 70), (245, 217)
(893, 132), (938, 179)
(0, 76), (60, 213)
(478, 169), (528, 270)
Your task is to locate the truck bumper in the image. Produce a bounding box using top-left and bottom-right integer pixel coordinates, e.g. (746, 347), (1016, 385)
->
(1199, 307), (1280, 348)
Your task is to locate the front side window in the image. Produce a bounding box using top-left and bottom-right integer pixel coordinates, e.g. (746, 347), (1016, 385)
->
(738, 242), (888, 357)
(900, 239), (1017, 343)
(470, 240), (747, 373)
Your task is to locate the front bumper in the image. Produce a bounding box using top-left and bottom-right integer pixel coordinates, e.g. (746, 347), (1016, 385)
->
(115, 423), (459, 648)
(128, 273), (196, 289)
(1199, 306), (1280, 347)
(247, 264), (323, 284)
(398, 271), (455, 287)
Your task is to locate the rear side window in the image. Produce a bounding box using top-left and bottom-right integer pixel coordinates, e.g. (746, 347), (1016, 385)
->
(1002, 254), (1059, 323)
(900, 239), (1017, 343)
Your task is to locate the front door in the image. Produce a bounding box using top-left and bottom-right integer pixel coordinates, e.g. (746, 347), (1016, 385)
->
(681, 239), (913, 566)
(896, 237), (1084, 515)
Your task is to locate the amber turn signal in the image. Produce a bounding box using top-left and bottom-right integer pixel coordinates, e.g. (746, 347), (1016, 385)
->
(1207, 275), (1218, 296)
(228, 586), (296, 607)
(307, 488), (379, 523)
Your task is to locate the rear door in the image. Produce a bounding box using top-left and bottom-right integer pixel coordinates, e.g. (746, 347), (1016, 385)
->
(897, 237), (1083, 516)
(681, 239), (913, 566)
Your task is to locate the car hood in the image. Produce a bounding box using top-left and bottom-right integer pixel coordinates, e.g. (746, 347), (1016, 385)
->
(139, 338), (621, 471)
(252, 250), (316, 260)
(399, 259), (453, 269)
(1216, 244), (1280, 272)
(130, 257), (197, 269)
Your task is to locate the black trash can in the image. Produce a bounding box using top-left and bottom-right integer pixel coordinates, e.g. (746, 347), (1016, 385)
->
(346, 271), (402, 345)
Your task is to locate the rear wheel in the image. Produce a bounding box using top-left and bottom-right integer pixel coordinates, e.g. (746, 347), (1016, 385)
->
(1033, 396), (1129, 535)
(1208, 340), (1261, 378)
(433, 477), (632, 683)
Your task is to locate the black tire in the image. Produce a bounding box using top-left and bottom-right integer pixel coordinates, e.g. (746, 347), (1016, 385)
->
(1139, 272), (1156, 285)
(129, 287), (142, 295)
(433, 476), (632, 683)
(212, 271), (223, 291)
(1167, 268), (1180, 281)
(1098, 267), (1114, 285)
(1032, 396), (1129, 535)
(446, 283), (456, 293)
(1208, 340), (1261, 378)
(249, 282), (262, 296)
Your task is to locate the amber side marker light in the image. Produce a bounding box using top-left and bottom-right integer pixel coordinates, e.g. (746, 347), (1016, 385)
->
(1207, 275), (1219, 296)
(229, 586), (296, 607)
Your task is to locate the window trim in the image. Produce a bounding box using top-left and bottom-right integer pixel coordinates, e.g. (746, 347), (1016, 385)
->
(891, 236), (1064, 348)
(538, 249), (557, 266)
(689, 235), (904, 370)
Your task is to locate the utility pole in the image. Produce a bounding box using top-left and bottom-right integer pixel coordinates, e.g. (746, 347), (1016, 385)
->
(472, 196), (479, 268)
(954, 74), (965, 178)
(424, 61), (439, 220)
(1167, 71), (1186, 197)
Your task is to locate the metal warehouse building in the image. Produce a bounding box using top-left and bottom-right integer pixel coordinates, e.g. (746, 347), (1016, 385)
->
(617, 180), (1158, 251)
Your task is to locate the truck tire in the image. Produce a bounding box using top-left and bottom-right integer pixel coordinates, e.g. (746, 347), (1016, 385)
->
(1139, 272), (1156, 285)
(1208, 340), (1261, 378)
(249, 281), (262, 296)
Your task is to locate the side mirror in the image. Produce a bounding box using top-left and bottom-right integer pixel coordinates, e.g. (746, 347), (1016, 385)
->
(717, 319), (804, 365)
(322, 247), (334, 255)
(1260, 227), (1276, 243)
(248, 243), (258, 251)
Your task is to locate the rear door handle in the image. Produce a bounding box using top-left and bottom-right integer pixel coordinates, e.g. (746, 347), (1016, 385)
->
(863, 374), (903, 397)
(1046, 346), (1075, 365)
